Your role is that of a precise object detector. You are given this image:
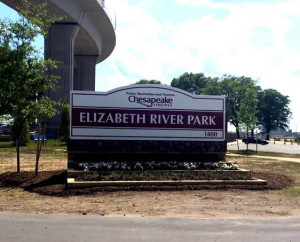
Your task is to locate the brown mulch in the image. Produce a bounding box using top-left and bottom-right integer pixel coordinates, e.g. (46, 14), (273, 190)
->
(0, 170), (65, 187)
(252, 171), (293, 190)
(0, 170), (293, 197)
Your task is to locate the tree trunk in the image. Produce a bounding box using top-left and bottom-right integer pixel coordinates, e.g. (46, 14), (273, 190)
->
(16, 136), (20, 173)
(256, 131), (258, 153)
(35, 124), (46, 177)
(234, 124), (240, 139)
(35, 126), (41, 177)
(233, 121), (240, 139)
(236, 130), (239, 151)
(266, 128), (270, 140)
(246, 127), (249, 152)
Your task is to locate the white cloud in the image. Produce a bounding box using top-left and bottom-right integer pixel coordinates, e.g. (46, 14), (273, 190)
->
(98, 0), (300, 130)
(138, 0), (154, 7)
(176, 0), (212, 7)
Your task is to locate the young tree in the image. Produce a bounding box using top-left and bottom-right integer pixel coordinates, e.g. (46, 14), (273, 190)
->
(237, 88), (258, 152)
(0, 2), (61, 173)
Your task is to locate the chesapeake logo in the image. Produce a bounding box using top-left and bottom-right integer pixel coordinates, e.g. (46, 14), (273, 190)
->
(128, 95), (173, 107)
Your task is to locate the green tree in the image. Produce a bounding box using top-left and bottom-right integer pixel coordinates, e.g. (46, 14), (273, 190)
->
(221, 76), (257, 137)
(17, 0), (63, 36)
(203, 75), (259, 137)
(171, 72), (210, 94)
(237, 88), (258, 151)
(257, 89), (291, 140)
(0, 2), (60, 173)
(201, 78), (222, 95)
(136, 79), (162, 84)
(170, 73), (259, 137)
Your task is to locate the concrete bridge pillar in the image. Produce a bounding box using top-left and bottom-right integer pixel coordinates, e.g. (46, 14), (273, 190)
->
(74, 55), (98, 91)
(44, 23), (79, 139)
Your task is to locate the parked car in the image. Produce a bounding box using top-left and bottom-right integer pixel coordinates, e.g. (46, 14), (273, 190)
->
(0, 124), (11, 135)
(242, 137), (269, 145)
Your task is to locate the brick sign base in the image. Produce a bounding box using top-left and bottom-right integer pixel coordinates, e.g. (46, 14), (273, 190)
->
(67, 139), (227, 170)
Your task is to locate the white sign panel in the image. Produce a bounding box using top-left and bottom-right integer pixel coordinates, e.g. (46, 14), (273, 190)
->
(70, 85), (225, 141)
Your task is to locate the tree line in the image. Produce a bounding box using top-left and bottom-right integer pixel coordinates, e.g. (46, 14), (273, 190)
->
(136, 73), (292, 139)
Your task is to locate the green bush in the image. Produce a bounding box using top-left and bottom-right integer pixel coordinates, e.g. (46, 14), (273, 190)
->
(59, 102), (70, 143)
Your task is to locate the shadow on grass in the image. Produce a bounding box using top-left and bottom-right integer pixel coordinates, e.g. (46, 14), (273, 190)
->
(0, 170), (67, 196)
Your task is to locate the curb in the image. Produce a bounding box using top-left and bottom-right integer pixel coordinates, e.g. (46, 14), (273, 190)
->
(67, 178), (267, 189)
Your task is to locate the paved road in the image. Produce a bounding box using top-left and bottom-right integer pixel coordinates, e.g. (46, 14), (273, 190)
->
(228, 142), (300, 154)
(1, 212), (300, 242)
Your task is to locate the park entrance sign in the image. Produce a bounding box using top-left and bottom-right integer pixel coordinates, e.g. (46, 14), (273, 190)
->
(70, 85), (225, 141)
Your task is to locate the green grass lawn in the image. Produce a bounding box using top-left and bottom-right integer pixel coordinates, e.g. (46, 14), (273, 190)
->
(0, 139), (67, 153)
(0, 139), (67, 173)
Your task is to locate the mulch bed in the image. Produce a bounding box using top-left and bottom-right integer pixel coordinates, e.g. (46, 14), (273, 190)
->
(0, 170), (293, 197)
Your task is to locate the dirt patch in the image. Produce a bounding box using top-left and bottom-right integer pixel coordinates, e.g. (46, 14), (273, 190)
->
(0, 181), (299, 219)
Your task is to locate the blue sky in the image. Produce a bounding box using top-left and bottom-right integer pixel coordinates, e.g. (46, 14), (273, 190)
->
(1, 0), (300, 131)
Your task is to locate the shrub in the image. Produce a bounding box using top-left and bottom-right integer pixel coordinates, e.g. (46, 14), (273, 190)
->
(59, 102), (70, 143)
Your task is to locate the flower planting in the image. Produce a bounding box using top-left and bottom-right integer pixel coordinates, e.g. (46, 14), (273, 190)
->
(78, 161), (238, 172)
